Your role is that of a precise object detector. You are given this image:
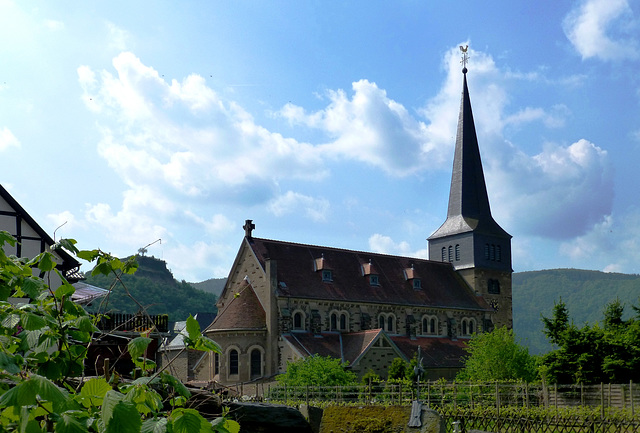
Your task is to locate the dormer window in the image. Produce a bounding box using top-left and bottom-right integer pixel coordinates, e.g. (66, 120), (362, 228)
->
(413, 278), (421, 290)
(322, 270), (333, 282)
(369, 275), (379, 286)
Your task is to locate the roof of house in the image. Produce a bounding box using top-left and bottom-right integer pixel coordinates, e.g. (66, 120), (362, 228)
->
(0, 184), (81, 277)
(248, 237), (490, 311)
(206, 280), (266, 332)
(283, 330), (468, 369)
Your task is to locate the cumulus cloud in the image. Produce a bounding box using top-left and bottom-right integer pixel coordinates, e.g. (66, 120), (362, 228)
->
(489, 139), (613, 239)
(268, 191), (330, 222)
(368, 234), (428, 259)
(0, 127), (20, 151)
(563, 0), (639, 61)
(78, 52), (326, 205)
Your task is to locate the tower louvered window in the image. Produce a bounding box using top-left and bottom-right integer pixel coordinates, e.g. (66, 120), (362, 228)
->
(455, 244), (460, 261)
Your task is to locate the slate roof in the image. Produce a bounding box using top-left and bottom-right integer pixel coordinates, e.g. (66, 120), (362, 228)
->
(206, 280), (266, 332)
(71, 281), (108, 305)
(283, 330), (467, 369)
(429, 70), (510, 240)
(248, 237), (490, 311)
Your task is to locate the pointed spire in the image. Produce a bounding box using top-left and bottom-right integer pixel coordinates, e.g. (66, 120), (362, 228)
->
(429, 62), (510, 239)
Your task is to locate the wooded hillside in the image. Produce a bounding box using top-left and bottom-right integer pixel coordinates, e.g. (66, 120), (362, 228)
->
(513, 269), (640, 354)
(84, 255), (218, 322)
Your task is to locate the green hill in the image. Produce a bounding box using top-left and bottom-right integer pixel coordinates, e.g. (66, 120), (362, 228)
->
(513, 269), (640, 354)
(84, 255), (218, 322)
(190, 277), (226, 297)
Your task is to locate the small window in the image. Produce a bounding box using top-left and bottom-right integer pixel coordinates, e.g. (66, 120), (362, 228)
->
(422, 317), (428, 334)
(441, 247), (446, 261)
(496, 245), (502, 262)
(490, 244), (495, 261)
(448, 246), (453, 262)
(293, 312), (304, 330)
(340, 313), (347, 331)
(484, 244), (490, 260)
(229, 350), (239, 375)
(214, 352), (219, 375)
(322, 270), (333, 282)
(413, 278), (421, 290)
(379, 315), (385, 330)
(387, 316), (394, 333)
(330, 313), (337, 330)
(488, 279), (500, 294)
(462, 320), (467, 336)
(250, 349), (261, 378)
(369, 275), (379, 286)
(469, 320), (474, 334)
(430, 318), (437, 334)
(455, 244), (460, 261)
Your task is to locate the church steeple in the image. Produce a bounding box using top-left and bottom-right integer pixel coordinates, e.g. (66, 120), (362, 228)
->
(429, 57), (510, 241)
(428, 47), (513, 329)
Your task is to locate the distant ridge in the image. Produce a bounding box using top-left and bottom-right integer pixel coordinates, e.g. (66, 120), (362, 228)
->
(190, 277), (226, 297)
(513, 268), (640, 354)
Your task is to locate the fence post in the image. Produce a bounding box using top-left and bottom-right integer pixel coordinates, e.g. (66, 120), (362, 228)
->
(399, 382), (403, 405)
(631, 380), (635, 417)
(368, 378), (372, 404)
(525, 382), (529, 409)
(600, 383), (604, 418)
(470, 383), (474, 410)
(427, 382), (430, 406)
(581, 382), (584, 407)
(453, 383), (457, 410)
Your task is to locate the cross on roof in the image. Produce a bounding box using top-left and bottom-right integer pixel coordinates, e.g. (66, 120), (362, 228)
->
(460, 45), (469, 72)
(243, 219), (255, 238)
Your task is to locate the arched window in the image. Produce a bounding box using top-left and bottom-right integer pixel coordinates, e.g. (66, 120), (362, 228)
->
(330, 313), (337, 331)
(229, 349), (239, 375)
(379, 315), (385, 330)
(462, 320), (467, 336)
(422, 317), (428, 334)
(448, 246), (453, 262)
(340, 313), (347, 331)
(430, 318), (437, 334)
(293, 312), (304, 330)
(214, 352), (219, 375)
(455, 244), (460, 261)
(441, 247), (446, 261)
(250, 349), (262, 378)
(387, 316), (394, 333)
(469, 320), (474, 334)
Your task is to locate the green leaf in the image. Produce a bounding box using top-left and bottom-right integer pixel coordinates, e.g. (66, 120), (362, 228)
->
(21, 312), (47, 331)
(193, 336), (222, 353)
(161, 373), (191, 399)
(54, 282), (76, 300)
(91, 262), (112, 276)
(2, 313), (20, 328)
(186, 315), (201, 341)
(21, 277), (46, 299)
(55, 412), (89, 433)
(0, 283), (11, 301)
(211, 418), (240, 433)
(74, 315), (99, 333)
(105, 401), (141, 433)
(76, 249), (100, 262)
(0, 374), (68, 413)
(0, 352), (21, 374)
(78, 378), (112, 408)
(141, 418), (167, 433)
(53, 239), (79, 255)
(128, 336), (152, 359)
(170, 409), (208, 433)
(100, 390), (124, 424)
(0, 230), (17, 247)
(36, 252), (56, 272)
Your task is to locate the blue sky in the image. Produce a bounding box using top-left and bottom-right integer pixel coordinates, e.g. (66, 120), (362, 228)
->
(1, 0), (639, 282)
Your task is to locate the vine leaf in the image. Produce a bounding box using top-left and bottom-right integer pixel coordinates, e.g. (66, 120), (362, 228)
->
(128, 336), (152, 360)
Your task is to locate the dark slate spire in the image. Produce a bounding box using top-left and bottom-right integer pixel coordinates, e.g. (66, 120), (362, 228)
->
(430, 67), (510, 239)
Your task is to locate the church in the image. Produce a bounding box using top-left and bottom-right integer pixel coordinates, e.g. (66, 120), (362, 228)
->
(203, 59), (512, 385)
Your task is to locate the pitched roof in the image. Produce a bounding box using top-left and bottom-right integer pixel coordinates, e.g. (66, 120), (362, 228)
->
(206, 280), (266, 332)
(283, 330), (466, 369)
(390, 336), (468, 369)
(283, 329), (403, 365)
(248, 237), (490, 311)
(429, 70), (510, 240)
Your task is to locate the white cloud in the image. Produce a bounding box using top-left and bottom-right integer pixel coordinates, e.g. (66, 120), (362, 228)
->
(106, 21), (130, 51)
(368, 234), (428, 259)
(183, 211), (235, 235)
(268, 191), (330, 222)
(0, 127), (20, 151)
(489, 139), (613, 240)
(43, 19), (64, 31)
(563, 0), (639, 61)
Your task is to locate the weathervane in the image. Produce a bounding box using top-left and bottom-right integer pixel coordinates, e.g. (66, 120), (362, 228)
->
(460, 45), (469, 72)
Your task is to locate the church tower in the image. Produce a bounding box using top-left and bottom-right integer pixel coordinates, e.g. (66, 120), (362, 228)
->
(428, 49), (513, 329)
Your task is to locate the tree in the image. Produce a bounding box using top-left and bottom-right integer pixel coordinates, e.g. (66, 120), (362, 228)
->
(456, 326), (538, 382)
(387, 358), (407, 381)
(0, 232), (238, 433)
(540, 299), (640, 384)
(276, 355), (357, 386)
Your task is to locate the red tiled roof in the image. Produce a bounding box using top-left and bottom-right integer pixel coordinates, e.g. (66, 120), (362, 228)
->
(206, 280), (266, 332)
(390, 336), (468, 369)
(249, 237), (489, 311)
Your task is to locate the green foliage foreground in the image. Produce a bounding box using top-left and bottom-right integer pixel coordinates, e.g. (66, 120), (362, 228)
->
(0, 232), (238, 433)
(276, 355), (357, 386)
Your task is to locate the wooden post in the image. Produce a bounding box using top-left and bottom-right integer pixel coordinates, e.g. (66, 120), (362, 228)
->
(631, 380), (635, 416)
(427, 382), (430, 406)
(581, 382), (584, 407)
(525, 382), (529, 409)
(601, 383), (605, 418)
(104, 358), (110, 382)
(368, 377), (372, 404)
(554, 384), (558, 410)
(399, 382), (402, 405)
(470, 384), (474, 410)
(608, 383), (611, 408)
(495, 383), (500, 413)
